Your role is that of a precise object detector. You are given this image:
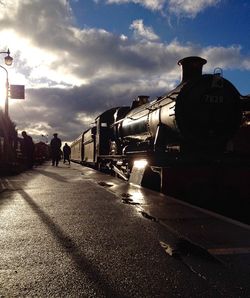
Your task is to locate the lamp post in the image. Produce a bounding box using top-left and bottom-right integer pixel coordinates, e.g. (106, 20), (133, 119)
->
(0, 49), (13, 117)
(0, 49), (13, 165)
(0, 65), (9, 117)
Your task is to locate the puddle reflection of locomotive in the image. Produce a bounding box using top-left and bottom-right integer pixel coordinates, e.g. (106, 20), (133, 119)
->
(71, 56), (250, 222)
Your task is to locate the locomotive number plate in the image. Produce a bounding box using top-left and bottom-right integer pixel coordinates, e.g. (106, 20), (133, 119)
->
(202, 94), (224, 104)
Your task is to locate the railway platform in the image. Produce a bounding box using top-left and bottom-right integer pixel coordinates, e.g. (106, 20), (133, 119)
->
(0, 162), (250, 297)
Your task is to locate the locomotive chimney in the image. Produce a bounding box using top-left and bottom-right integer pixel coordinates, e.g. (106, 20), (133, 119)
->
(178, 56), (207, 83)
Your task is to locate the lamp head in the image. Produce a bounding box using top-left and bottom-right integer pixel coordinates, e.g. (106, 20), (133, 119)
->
(4, 49), (13, 66)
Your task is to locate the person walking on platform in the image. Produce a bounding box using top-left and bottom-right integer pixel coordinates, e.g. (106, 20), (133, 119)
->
(63, 143), (71, 165)
(21, 131), (35, 169)
(50, 133), (62, 166)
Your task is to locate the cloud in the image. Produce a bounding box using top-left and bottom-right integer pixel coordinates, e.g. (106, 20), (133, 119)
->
(106, 0), (165, 11)
(168, 0), (221, 18)
(130, 19), (159, 41)
(105, 0), (222, 17)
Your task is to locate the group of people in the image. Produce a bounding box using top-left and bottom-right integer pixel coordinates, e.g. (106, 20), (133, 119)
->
(50, 133), (71, 166)
(21, 131), (71, 168)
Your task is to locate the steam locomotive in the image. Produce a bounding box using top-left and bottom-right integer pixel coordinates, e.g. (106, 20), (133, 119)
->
(71, 56), (250, 218)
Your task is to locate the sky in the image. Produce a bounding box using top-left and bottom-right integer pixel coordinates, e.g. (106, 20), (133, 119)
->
(0, 0), (249, 143)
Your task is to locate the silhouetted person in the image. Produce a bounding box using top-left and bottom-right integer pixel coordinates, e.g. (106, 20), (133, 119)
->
(21, 131), (35, 169)
(50, 133), (62, 166)
(63, 143), (71, 164)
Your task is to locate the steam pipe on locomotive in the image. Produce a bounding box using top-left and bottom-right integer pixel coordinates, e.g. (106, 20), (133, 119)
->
(71, 56), (250, 186)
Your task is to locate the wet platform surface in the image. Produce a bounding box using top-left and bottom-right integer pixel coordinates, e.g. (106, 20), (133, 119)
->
(91, 164), (250, 264)
(1, 162), (250, 297)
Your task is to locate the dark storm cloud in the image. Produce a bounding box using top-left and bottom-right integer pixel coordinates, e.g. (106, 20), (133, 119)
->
(11, 72), (171, 141)
(0, 0), (73, 44)
(1, 1), (248, 78)
(0, 1), (186, 77)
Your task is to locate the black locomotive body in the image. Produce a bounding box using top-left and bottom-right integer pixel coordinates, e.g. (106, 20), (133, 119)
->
(71, 56), (250, 220)
(115, 57), (243, 155)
